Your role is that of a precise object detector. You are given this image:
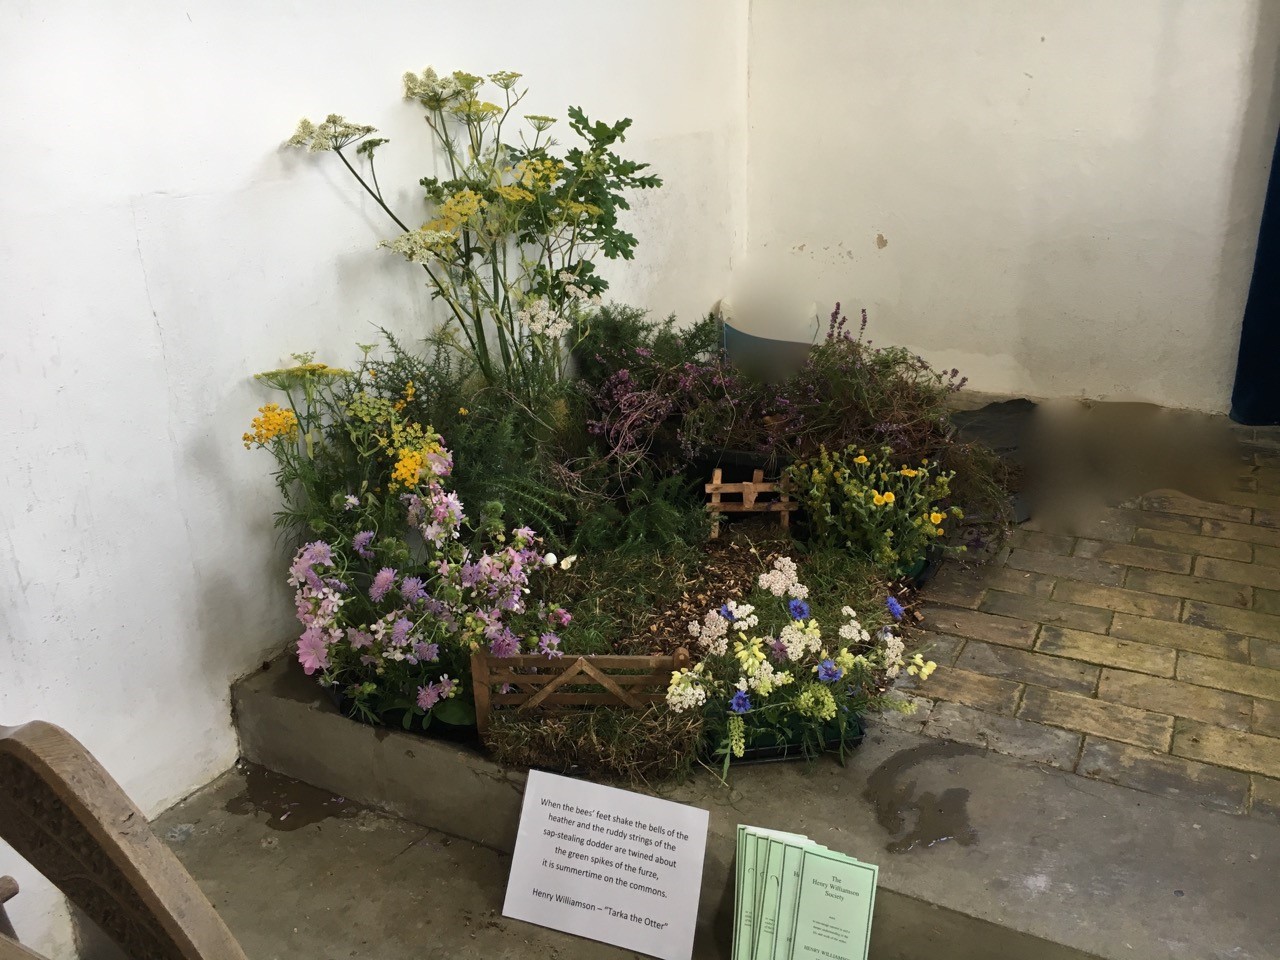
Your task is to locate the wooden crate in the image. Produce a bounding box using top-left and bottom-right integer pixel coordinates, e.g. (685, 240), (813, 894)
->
(705, 467), (798, 538)
(470, 647), (691, 736)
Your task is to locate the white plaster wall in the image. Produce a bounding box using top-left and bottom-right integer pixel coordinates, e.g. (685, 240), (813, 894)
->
(744, 0), (1280, 412)
(0, 1), (747, 952)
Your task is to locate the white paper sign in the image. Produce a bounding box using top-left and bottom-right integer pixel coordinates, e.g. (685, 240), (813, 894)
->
(503, 770), (710, 960)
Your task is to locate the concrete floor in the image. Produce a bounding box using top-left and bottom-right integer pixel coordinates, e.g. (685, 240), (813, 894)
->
(155, 763), (648, 960)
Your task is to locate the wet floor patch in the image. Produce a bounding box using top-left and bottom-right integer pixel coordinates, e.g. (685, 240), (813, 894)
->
(864, 742), (981, 853)
(223, 763), (363, 831)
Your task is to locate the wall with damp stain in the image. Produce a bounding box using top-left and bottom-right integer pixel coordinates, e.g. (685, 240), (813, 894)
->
(743, 0), (1280, 412)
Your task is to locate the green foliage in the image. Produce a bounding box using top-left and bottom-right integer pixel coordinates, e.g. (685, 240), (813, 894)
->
(364, 330), (576, 545)
(786, 445), (964, 575)
(571, 467), (707, 554)
(573, 305), (720, 388)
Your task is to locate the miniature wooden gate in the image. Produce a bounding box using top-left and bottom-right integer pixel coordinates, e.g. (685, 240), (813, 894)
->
(705, 468), (797, 538)
(470, 647), (691, 735)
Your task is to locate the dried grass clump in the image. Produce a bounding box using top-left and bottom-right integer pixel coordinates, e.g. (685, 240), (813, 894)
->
(484, 704), (703, 785)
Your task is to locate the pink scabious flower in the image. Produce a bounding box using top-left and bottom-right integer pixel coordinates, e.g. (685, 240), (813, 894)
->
(390, 617), (413, 647)
(415, 674), (456, 711)
(488, 630), (521, 658)
(370, 567), (397, 602)
(297, 627), (330, 675)
(352, 530), (375, 560)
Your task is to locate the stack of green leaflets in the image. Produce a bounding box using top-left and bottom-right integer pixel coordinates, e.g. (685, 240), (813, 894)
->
(733, 825), (878, 960)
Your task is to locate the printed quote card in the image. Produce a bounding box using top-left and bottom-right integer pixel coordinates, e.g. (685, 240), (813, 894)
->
(503, 770), (709, 960)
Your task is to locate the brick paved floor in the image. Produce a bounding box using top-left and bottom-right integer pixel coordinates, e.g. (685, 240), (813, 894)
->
(893, 423), (1280, 818)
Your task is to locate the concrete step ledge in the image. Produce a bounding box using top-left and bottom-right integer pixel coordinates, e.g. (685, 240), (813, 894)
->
(234, 659), (1278, 960)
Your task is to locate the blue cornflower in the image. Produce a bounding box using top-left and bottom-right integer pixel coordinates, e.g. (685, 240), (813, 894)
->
(817, 659), (843, 683)
(788, 598), (810, 620)
(886, 596), (904, 621)
(719, 603), (736, 622)
(729, 690), (751, 714)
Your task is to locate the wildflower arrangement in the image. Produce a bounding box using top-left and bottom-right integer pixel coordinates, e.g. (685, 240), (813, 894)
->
(666, 556), (932, 773)
(785, 445), (964, 575)
(245, 355), (572, 728)
(286, 68), (661, 405)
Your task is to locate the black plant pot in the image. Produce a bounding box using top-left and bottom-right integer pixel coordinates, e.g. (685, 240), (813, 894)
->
(704, 715), (865, 766)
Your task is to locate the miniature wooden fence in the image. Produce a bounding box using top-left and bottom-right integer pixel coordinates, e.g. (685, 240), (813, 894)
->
(470, 647), (691, 736)
(705, 468), (798, 538)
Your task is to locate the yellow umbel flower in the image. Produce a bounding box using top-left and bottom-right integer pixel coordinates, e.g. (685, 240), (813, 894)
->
(514, 156), (562, 191)
(495, 183), (534, 203)
(242, 403), (299, 449)
(426, 189), (487, 233)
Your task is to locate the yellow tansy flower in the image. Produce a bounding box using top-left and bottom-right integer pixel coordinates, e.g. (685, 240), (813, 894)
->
(391, 449), (425, 489)
(242, 403), (299, 449)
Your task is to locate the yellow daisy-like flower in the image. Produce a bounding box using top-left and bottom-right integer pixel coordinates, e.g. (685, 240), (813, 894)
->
(854, 455), (869, 464)
(900, 468), (919, 477)
(872, 493), (886, 507)
(930, 511), (945, 525)
(883, 492), (896, 504)
(458, 407), (469, 416)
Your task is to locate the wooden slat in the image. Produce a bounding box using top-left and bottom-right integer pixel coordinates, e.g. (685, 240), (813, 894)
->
(708, 502), (798, 514)
(704, 482), (783, 494)
(492, 692), (665, 707)
(487, 670), (671, 688)
(576, 659), (642, 709)
(520, 660), (588, 712)
(486, 654), (682, 670)
(471, 648), (689, 728)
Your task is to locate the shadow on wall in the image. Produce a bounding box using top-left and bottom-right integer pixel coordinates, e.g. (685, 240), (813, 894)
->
(1012, 4), (1280, 410)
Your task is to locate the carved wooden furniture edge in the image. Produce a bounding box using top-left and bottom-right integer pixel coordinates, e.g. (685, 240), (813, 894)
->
(0, 721), (248, 960)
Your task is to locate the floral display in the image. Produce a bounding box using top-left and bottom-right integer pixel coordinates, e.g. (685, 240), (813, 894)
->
(245, 355), (570, 728)
(785, 444), (965, 575)
(242, 67), (1015, 778)
(667, 556), (935, 772)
